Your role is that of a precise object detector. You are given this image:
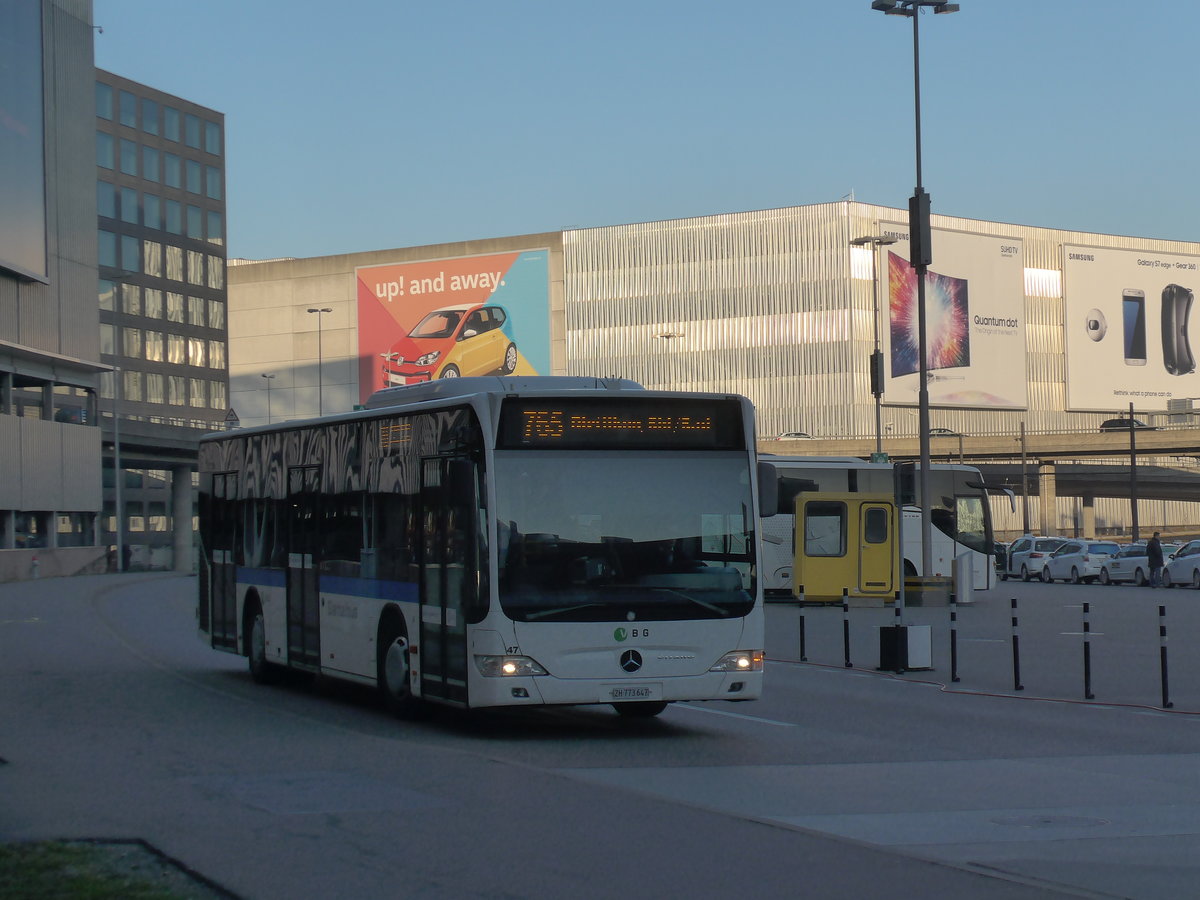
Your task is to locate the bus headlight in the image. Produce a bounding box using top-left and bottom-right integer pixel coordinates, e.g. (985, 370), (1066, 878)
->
(475, 655), (548, 677)
(709, 650), (764, 673)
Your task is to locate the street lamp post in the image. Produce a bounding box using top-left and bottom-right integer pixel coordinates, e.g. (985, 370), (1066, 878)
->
(100, 267), (135, 574)
(112, 364), (124, 572)
(306, 307), (332, 416)
(261, 373), (275, 424)
(850, 235), (898, 455)
(870, 0), (959, 575)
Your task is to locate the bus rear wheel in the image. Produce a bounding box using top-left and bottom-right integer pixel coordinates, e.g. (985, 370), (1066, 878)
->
(377, 625), (428, 719)
(613, 701), (669, 718)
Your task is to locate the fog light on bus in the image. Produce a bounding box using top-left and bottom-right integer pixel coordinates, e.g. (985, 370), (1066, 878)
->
(475, 655), (548, 677)
(709, 650), (764, 673)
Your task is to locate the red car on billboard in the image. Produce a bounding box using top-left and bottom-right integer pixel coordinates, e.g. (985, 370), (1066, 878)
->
(380, 303), (517, 385)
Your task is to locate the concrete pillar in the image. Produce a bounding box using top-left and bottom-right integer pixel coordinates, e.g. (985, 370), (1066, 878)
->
(1081, 494), (1096, 539)
(1038, 462), (1057, 536)
(171, 465), (194, 573)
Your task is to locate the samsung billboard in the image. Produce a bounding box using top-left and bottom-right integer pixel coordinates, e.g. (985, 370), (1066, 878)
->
(1063, 245), (1200, 412)
(876, 224), (1027, 409)
(0, 0), (47, 282)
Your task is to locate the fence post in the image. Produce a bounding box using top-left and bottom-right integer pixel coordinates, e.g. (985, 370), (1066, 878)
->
(949, 589), (959, 683)
(1010, 598), (1024, 691)
(798, 589), (808, 662)
(1082, 602), (1094, 700)
(842, 589), (852, 668)
(1160, 605), (1173, 709)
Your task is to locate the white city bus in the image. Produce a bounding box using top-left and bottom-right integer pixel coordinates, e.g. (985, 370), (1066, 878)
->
(760, 455), (995, 597)
(198, 377), (773, 718)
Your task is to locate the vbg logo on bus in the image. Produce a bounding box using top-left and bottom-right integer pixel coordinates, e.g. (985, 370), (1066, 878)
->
(613, 627), (650, 642)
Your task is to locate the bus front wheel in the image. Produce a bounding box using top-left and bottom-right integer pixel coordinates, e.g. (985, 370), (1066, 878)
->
(247, 601), (279, 685)
(377, 626), (427, 719)
(613, 701), (669, 718)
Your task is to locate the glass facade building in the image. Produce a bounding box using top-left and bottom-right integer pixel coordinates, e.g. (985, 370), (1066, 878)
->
(0, 0), (106, 569)
(95, 70), (228, 568)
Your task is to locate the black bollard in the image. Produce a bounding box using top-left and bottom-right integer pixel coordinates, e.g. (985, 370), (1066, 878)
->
(1010, 598), (1024, 691)
(950, 590), (959, 683)
(798, 600), (808, 663)
(1160, 605), (1173, 709)
(842, 589), (852, 668)
(1082, 602), (1094, 700)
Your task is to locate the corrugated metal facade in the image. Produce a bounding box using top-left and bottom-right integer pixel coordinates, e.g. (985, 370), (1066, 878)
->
(564, 201), (1200, 441)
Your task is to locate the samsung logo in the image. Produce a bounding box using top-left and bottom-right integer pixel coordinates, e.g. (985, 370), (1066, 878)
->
(1069, 253), (1095, 261)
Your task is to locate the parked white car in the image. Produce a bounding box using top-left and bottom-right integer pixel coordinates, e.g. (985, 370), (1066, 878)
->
(1041, 540), (1121, 584)
(1163, 540), (1200, 588)
(1100, 542), (1180, 586)
(1002, 535), (1066, 582)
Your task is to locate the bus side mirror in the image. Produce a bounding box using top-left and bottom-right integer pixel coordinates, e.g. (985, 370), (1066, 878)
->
(757, 461), (777, 518)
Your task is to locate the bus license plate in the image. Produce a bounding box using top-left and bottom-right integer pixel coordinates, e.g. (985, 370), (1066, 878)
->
(607, 684), (662, 701)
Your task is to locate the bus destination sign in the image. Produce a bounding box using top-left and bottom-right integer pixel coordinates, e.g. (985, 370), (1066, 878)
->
(498, 397), (744, 450)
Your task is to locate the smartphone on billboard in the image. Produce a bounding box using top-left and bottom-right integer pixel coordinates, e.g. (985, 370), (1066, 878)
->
(1161, 284), (1195, 375)
(1123, 289), (1147, 366)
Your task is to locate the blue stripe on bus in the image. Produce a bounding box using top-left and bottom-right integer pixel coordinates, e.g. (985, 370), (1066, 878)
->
(235, 567), (417, 603)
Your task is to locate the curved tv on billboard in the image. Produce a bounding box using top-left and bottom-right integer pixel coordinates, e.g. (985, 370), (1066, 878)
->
(0, 1), (47, 282)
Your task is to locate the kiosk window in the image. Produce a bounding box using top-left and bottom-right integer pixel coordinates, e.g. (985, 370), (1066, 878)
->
(864, 508), (889, 543)
(805, 502), (846, 557)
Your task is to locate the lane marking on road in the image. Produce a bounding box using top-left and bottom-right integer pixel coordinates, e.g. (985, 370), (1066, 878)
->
(675, 704), (797, 727)
(0, 617), (41, 626)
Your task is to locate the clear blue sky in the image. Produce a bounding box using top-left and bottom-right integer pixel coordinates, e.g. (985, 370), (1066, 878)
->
(94, 0), (1199, 261)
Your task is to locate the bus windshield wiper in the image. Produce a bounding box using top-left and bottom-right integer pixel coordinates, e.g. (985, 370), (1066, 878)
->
(524, 603), (607, 621)
(648, 588), (729, 616)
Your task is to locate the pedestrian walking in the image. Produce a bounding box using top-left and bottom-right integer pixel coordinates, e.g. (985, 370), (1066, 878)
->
(1148, 531), (1165, 587)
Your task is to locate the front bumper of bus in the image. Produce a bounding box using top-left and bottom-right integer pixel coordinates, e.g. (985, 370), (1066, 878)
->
(465, 650), (764, 708)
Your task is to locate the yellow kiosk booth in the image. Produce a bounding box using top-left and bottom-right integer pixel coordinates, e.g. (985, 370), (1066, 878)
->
(791, 492), (898, 602)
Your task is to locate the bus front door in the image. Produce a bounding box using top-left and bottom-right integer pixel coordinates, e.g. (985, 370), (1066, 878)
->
(418, 456), (475, 706)
(209, 472), (238, 650)
(286, 465), (321, 668)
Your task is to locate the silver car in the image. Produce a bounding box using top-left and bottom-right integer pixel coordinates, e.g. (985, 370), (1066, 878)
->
(1101, 542), (1179, 586)
(1041, 540), (1120, 584)
(1163, 541), (1200, 588)
(1003, 535), (1066, 582)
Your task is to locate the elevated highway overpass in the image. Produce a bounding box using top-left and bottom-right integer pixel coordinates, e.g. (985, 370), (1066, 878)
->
(759, 425), (1200, 537)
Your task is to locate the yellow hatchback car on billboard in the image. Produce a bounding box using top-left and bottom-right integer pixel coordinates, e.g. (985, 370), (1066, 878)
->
(380, 303), (518, 384)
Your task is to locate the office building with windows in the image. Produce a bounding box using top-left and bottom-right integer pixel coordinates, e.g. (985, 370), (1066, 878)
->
(94, 69), (228, 570)
(0, 0), (106, 580)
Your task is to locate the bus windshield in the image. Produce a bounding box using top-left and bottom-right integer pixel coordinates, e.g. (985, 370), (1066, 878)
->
(494, 450), (756, 623)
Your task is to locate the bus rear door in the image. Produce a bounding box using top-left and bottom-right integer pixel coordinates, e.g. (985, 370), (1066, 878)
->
(287, 465), (321, 668)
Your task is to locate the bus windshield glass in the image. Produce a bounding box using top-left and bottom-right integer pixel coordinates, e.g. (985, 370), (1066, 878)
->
(494, 450), (756, 623)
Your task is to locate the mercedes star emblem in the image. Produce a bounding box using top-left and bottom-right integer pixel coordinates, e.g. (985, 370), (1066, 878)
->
(620, 649), (643, 673)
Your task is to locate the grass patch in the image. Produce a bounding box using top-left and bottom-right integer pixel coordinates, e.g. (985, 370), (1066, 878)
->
(0, 841), (189, 900)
